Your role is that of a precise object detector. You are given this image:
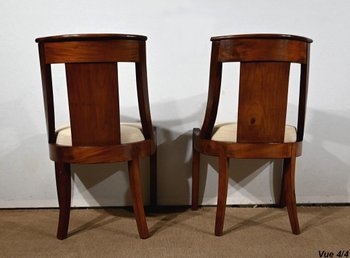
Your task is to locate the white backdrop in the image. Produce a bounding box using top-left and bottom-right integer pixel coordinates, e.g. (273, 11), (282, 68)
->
(1, 0), (349, 207)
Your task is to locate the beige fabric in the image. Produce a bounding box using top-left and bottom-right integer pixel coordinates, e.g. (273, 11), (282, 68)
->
(211, 122), (297, 143)
(56, 123), (145, 146)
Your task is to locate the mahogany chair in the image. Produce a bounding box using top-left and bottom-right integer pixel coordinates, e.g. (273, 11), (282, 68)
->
(36, 34), (157, 239)
(191, 34), (312, 236)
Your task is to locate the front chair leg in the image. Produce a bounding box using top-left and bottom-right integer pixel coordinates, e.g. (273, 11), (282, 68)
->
(55, 162), (71, 240)
(279, 158), (288, 208)
(283, 153), (300, 234)
(128, 157), (150, 239)
(215, 155), (229, 236)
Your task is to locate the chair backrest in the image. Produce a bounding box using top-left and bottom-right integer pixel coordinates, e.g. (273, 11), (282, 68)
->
(200, 34), (312, 143)
(36, 34), (154, 146)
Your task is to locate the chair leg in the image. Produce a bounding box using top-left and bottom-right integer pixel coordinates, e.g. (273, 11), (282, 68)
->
(279, 159), (287, 208)
(54, 162), (71, 240)
(215, 155), (229, 236)
(191, 148), (200, 210)
(150, 149), (157, 207)
(128, 158), (150, 239)
(283, 153), (300, 234)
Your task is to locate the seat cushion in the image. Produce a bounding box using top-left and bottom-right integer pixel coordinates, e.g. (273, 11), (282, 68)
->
(211, 123), (297, 143)
(56, 123), (145, 146)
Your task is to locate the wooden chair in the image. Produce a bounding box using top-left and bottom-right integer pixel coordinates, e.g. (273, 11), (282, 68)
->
(191, 34), (312, 236)
(36, 34), (157, 239)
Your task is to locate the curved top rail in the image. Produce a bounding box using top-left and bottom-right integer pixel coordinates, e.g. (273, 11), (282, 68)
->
(36, 33), (147, 43)
(211, 34), (312, 43)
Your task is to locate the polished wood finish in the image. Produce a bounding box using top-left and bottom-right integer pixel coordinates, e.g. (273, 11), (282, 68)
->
(36, 33), (147, 43)
(36, 34), (157, 239)
(217, 39), (308, 63)
(42, 40), (141, 64)
(297, 44), (311, 142)
(237, 62), (290, 143)
(192, 34), (312, 236)
(49, 139), (155, 163)
(210, 33), (312, 42)
(135, 41), (154, 140)
(215, 155), (229, 236)
(66, 63), (121, 146)
(38, 43), (56, 144)
(199, 41), (222, 139)
(128, 157), (149, 239)
(55, 162), (71, 240)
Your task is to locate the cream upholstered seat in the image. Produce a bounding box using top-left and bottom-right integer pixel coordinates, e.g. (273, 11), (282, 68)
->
(211, 123), (297, 143)
(56, 123), (145, 146)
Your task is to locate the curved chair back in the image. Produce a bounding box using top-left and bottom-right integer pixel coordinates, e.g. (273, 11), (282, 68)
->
(36, 34), (153, 146)
(200, 34), (312, 143)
